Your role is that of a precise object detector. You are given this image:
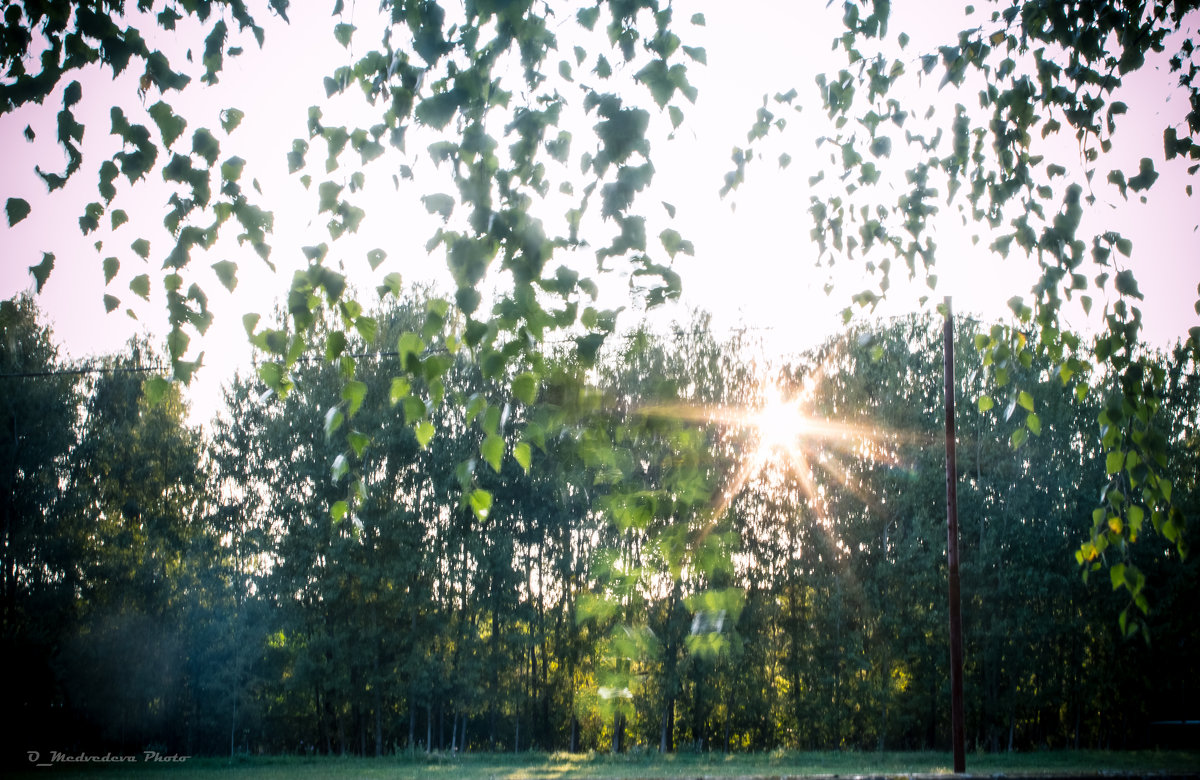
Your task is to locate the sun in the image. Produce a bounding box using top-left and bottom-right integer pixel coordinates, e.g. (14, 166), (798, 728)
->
(753, 387), (813, 453)
(631, 364), (900, 535)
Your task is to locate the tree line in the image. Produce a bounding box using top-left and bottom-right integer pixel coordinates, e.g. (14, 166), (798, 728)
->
(2, 291), (1196, 761)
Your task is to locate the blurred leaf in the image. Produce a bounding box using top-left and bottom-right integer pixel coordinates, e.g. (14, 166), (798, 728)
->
(130, 274), (151, 300)
(342, 379), (368, 418)
(514, 441), (532, 473)
(482, 434), (504, 472)
(468, 488), (492, 520)
(143, 376), (170, 406)
(212, 260), (238, 291)
(6, 198), (31, 226)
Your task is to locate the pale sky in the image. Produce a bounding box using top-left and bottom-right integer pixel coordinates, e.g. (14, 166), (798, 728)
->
(2, 1), (1196, 424)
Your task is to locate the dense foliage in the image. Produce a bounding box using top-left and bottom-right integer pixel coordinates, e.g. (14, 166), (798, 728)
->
(3, 0), (1197, 643)
(3, 294), (1195, 760)
(725, 0), (1199, 628)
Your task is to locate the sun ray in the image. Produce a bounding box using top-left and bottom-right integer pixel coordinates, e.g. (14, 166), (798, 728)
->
(628, 355), (927, 565)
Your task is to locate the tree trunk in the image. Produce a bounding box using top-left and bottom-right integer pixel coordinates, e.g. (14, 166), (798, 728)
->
(374, 659), (383, 756)
(659, 696), (674, 753)
(408, 695), (416, 752)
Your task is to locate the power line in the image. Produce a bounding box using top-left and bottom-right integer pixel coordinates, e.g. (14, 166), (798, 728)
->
(0, 363), (166, 379)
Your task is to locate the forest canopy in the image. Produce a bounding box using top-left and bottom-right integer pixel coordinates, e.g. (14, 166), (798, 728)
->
(2, 292), (1197, 757)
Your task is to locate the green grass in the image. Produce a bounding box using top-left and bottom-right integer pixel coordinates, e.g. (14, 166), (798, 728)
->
(8, 749), (1198, 780)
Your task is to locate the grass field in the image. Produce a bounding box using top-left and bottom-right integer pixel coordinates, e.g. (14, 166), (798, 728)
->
(8, 749), (1199, 780)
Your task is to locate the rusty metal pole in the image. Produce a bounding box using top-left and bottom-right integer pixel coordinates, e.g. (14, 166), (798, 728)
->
(943, 296), (966, 773)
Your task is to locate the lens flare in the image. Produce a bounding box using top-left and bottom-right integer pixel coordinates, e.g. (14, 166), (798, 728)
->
(632, 359), (914, 559)
(754, 386), (812, 453)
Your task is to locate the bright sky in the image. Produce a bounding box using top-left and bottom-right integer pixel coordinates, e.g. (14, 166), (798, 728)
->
(2, 2), (1196, 425)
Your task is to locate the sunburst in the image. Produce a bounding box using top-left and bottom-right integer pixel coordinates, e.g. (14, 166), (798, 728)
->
(633, 362), (905, 541)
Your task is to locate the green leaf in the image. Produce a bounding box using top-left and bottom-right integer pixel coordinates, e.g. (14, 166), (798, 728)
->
(1106, 450), (1125, 474)
(1017, 390), (1034, 412)
(977, 394), (994, 412)
(79, 201), (103, 234)
(132, 238), (151, 259)
(258, 361), (284, 390)
(403, 396), (426, 423)
(659, 228), (694, 259)
(221, 156), (245, 182)
(110, 209), (129, 229)
(331, 454), (349, 482)
(397, 332), (425, 366)
(342, 379), (368, 418)
(212, 260), (238, 291)
(6, 197), (31, 226)
(389, 377), (410, 405)
(1026, 412), (1042, 436)
(325, 330), (347, 362)
(149, 101), (187, 147)
(103, 294), (120, 313)
(103, 256), (120, 284)
(1127, 157), (1158, 192)
(464, 395), (487, 426)
(1114, 269), (1142, 299)
(1010, 428), (1028, 448)
(513, 441), (532, 473)
(129, 273), (151, 300)
(192, 128), (221, 167)
(691, 12), (706, 25)
(347, 430), (369, 458)
(367, 248), (387, 270)
(378, 272), (403, 298)
(220, 108), (245, 133)
(334, 23), (356, 47)
(415, 420), (435, 448)
(482, 404), (501, 435)
(331, 500), (349, 523)
(1128, 504), (1145, 535)
(421, 193), (455, 220)
(143, 376), (171, 406)
(512, 372), (538, 405)
(482, 434), (504, 472)
(577, 7), (600, 29)
(415, 92), (462, 129)
(468, 488), (493, 521)
(324, 406), (345, 440)
(354, 315), (378, 344)
(1110, 562), (1126, 591)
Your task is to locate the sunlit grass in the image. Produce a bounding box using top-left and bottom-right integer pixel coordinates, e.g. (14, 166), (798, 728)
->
(8, 749), (1199, 779)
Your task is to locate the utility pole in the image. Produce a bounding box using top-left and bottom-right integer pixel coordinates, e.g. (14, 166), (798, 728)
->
(943, 296), (966, 773)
